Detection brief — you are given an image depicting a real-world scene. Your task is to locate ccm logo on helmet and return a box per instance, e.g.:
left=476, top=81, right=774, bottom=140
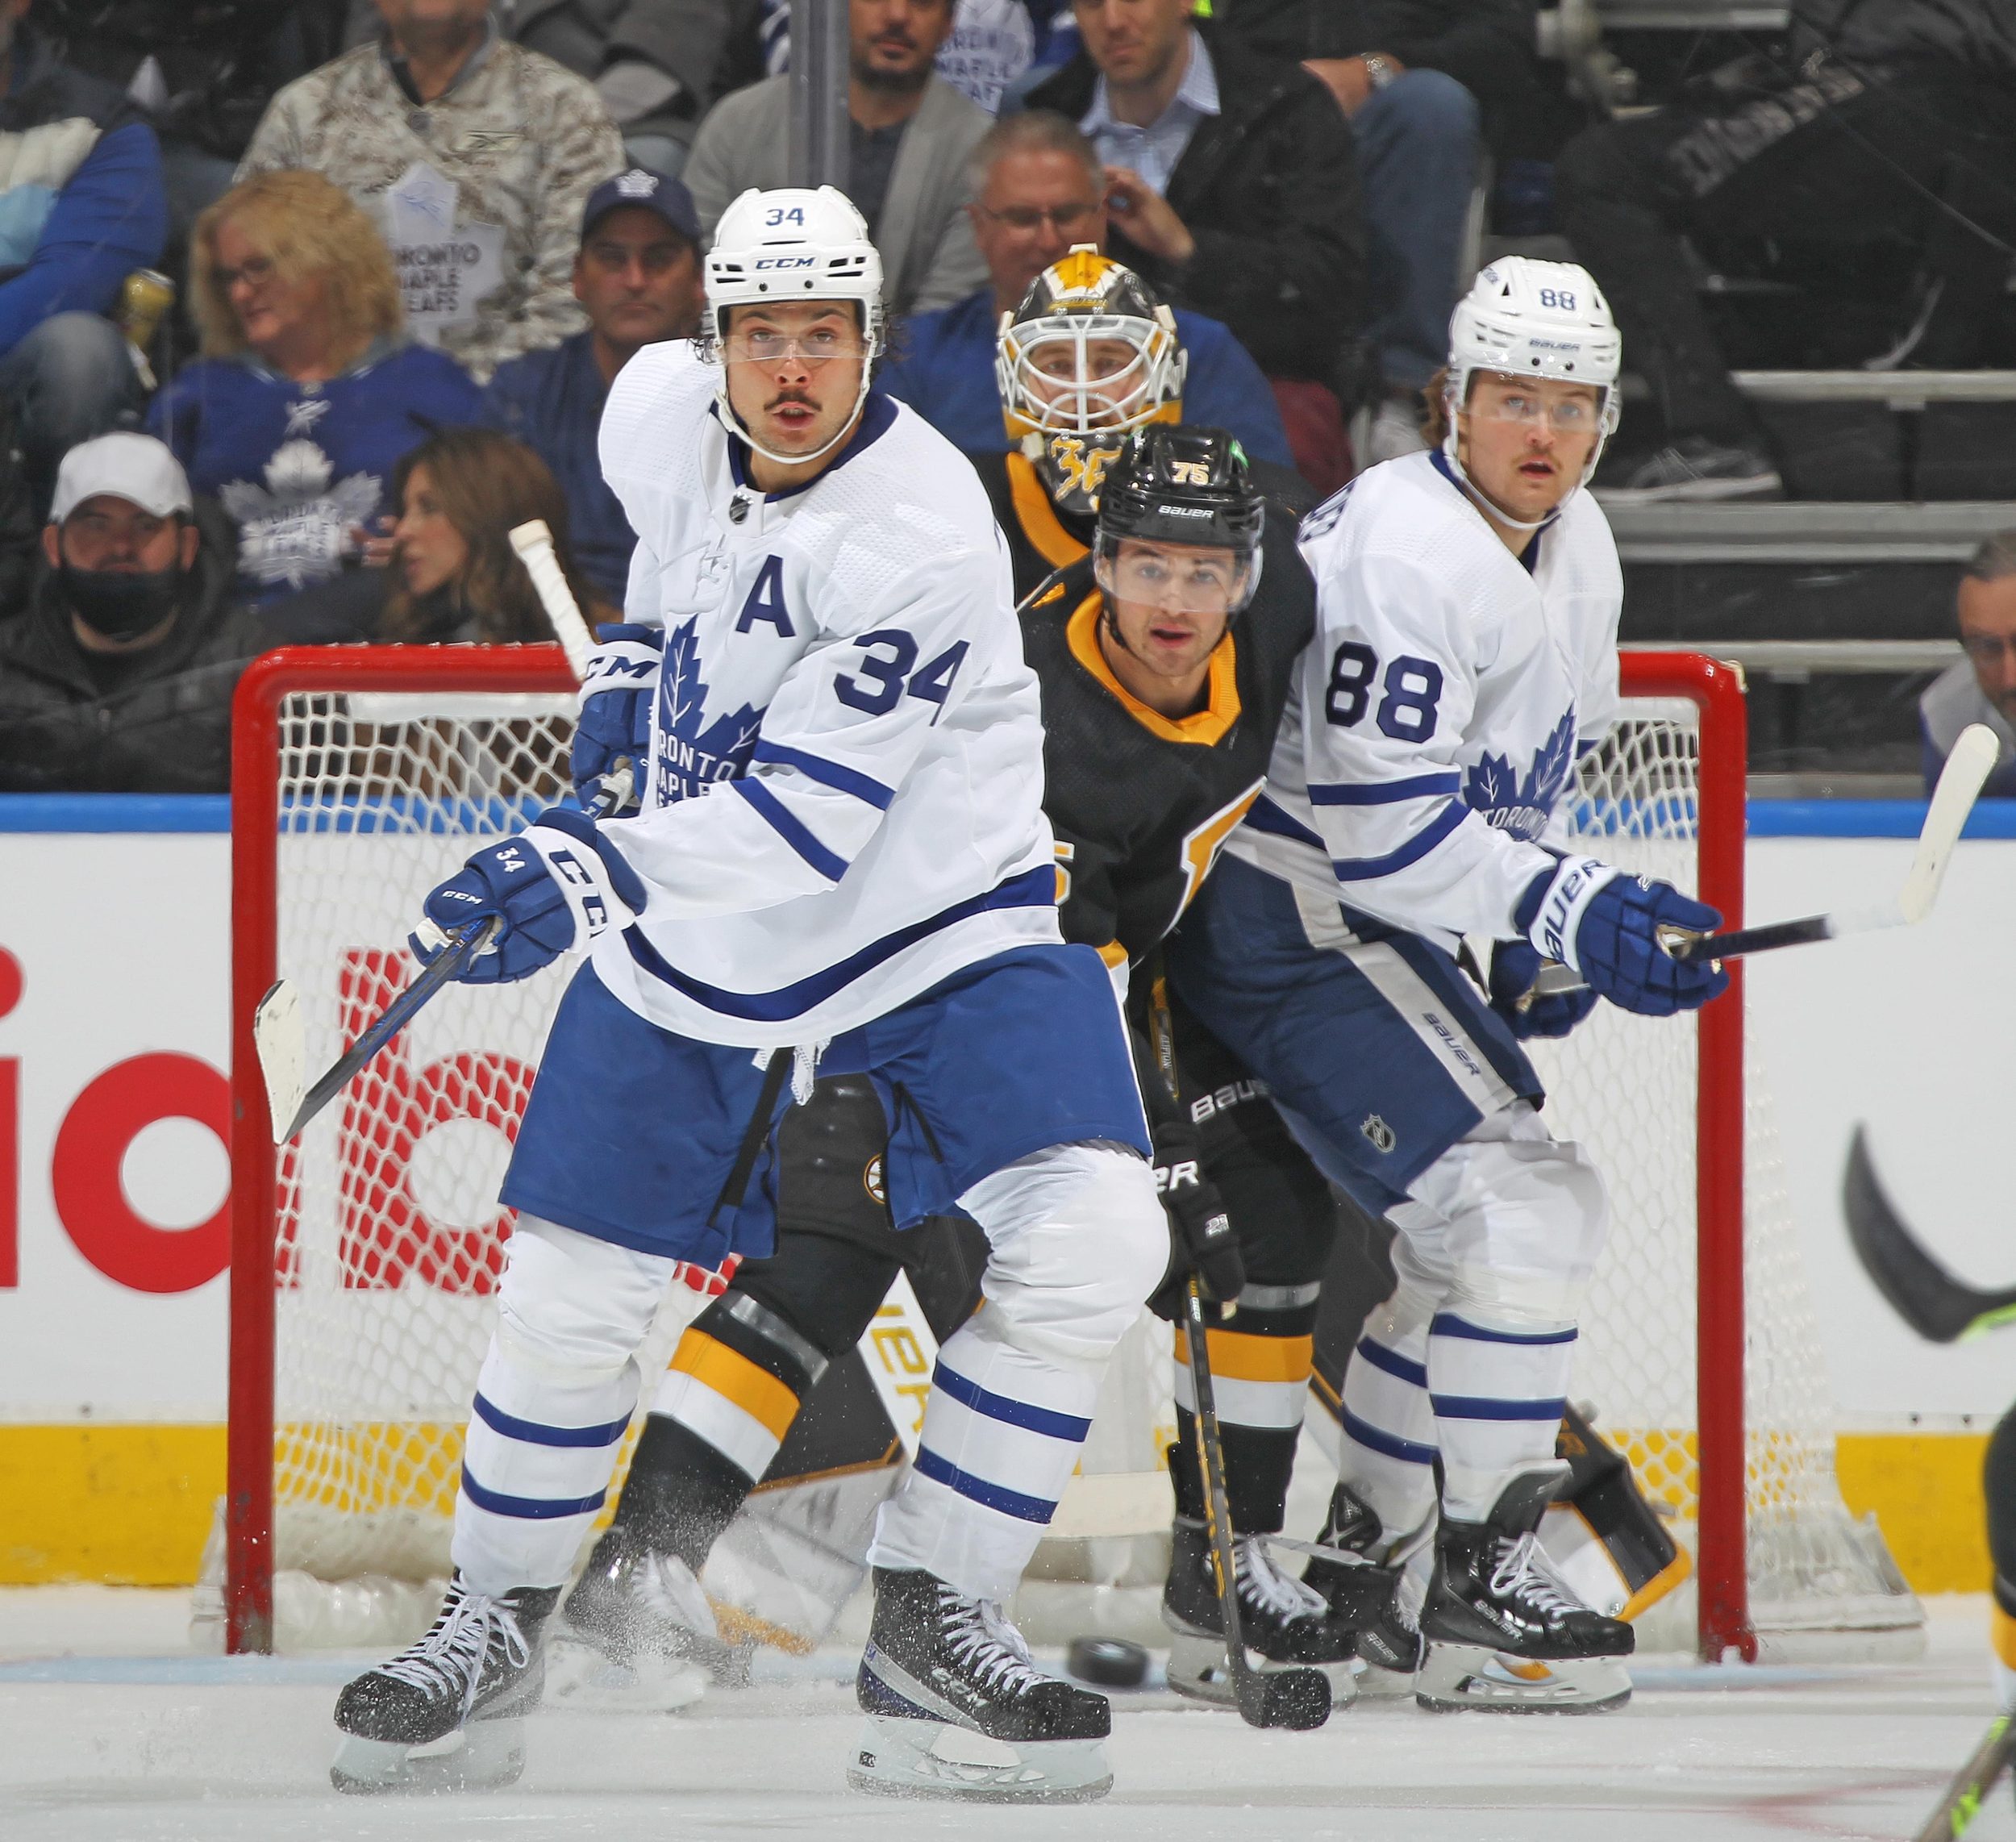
left=754, top=256, right=817, bottom=270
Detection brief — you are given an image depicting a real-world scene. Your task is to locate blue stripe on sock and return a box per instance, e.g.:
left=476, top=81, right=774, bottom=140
left=930, top=1363, right=1093, bottom=1442
left=1430, top=1313, right=1578, bottom=1347
left=459, top=1464, right=606, bottom=1520
left=1339, top=1406, right=1436, bottom=1467
left=1354, top=1337, right=1428, bottom=1389
left=1430, top=1394, right=1569, bottom=1422
left=471, top=1392, right=632, bottom=1449
left=912, top=1445, right=1058, bottom=1523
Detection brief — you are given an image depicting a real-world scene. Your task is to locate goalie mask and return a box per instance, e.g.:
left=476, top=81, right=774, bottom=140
left=1093, top=425, right=1264, bottom=654
left=998, top=247, right=1185, bottom=521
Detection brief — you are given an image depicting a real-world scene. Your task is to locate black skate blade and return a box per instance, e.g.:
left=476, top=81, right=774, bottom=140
left=1236, top=1664, right=1331, bottom=1731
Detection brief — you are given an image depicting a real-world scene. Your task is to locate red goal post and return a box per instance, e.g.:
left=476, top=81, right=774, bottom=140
left=223, top=645, right=1753, bottom=1660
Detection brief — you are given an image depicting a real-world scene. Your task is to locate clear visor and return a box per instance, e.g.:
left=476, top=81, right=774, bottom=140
left=1006, top=315, right=1164, bottom=434
left=1095, top=539, right=1256, bottom=616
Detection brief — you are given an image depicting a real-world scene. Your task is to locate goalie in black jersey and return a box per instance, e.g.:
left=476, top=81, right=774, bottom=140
left=551, top=423, right=1374, bottom=1739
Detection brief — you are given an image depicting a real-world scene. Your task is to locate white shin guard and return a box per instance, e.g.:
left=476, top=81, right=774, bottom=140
left=869, top=1140, right=1164, bottom=1602
left=452, top=1216, right=680, bottom=1595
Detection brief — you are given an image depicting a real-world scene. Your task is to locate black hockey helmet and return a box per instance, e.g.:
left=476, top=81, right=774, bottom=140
left=1093, top=424, right=1264, bottom=619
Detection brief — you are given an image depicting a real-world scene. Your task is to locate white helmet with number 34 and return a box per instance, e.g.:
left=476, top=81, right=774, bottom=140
left=703, top=185, right=885, bottom=465
left=1444, top=256, right=1622, bottom=507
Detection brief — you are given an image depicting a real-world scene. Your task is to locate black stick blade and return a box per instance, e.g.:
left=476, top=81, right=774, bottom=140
left=1843, top=1125, right=2016, bottom=1343
left=1239, top=1665, right=1331, bottom=1732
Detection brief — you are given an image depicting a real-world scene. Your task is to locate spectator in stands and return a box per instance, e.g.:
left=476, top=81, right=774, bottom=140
left=0, top=433, right=260, bottom=794
left=239, top=0, right=626, bottom=381
left=0, top=2, right=169, bottom=507
left=684, top=0, right=990, bottom=315
left=267, top=424, right=602, bottom=644
left=471, top=0, right=731, bottom=175
left=1023, top=0, right=1361, bottom=491
left=1557, top=0, right=2016, bottom=504
left=1272, top=3, right=1497, bottom=465
left=1922, top=531, right=2016, bottom=799
left=878, top=111, right=1291, bottom=468
left=482, top=167, right=702, bottom=605
left=0, top=394, right=45, bottom=619
left=148, top=169, right=483, bottom=607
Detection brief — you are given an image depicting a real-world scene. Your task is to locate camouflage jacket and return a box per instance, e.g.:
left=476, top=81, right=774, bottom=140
left=237, top=28, right=624, bottom=381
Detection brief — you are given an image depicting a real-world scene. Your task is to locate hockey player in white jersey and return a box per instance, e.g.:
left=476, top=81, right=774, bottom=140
left=328, top=187, right=1166, bottom=1801
left=1168, top=258, right=1730, bottom=1713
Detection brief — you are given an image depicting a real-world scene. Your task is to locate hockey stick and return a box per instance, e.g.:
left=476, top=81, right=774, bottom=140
left=256, top=918, right=499, bottom=1143
left=1841, top=1126, right=2016, bottom=1343
left=508, top=519, right=598, bottom=677
left=257, top=529, right=629, bottom=1144
left=1914, top=1715, right=2016, bottom=1841
left=1182, top=1277, right=1332, bottom=1731
left=1530, top=722, right=2000, bottom=998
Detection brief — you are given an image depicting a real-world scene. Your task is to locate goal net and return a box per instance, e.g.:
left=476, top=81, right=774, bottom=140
left=215, top=647, right=1920, bottom=1661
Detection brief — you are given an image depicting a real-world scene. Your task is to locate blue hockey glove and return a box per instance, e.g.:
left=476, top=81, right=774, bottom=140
left=410, top=807, right=648, bottom=985
left=573, top=623, right=660, bottom=815
left=1489, top=940, right=1598, bottom=1040
left=1517, top=856, right=1729, bottom=1019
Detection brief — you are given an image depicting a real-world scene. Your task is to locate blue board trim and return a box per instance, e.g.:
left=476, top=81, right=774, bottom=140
left=10, top=794, right=2016, bottom=840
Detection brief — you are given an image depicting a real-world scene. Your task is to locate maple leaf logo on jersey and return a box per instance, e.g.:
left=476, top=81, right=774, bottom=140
left=219, top=439, right=381, bottom=589
left=654, top=617, right=766, bottom=803
left=1462, top=708, right=1577, bottom=840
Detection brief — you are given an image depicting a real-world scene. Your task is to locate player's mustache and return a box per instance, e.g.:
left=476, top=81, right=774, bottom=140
left=766, top=392, right=818, bottom=411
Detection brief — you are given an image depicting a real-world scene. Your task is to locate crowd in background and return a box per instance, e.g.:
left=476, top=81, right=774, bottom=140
left=0, top=0, right=2009, bottom=794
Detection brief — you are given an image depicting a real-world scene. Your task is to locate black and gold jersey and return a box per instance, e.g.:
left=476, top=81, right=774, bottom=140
left=1017, top=506, right=1316, bottom=973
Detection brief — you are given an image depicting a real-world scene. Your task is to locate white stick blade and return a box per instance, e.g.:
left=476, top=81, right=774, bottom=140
left=1899, top=723, right=1998, bottom=924
left=253, top=979, right=306, bottom=1144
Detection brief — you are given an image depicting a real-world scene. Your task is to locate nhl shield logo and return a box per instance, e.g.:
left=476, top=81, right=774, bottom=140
left=1360, top=1114, right=1397, bottom=1154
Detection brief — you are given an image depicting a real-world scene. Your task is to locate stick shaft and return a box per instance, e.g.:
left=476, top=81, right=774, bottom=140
left=1916, top=1716, right=2015, bottom=1842
left=508, top=519, right=595, bottom=680
left=278, top=917, right=498, bottom=1140
left=1668, top=914, right=1835, bottom=963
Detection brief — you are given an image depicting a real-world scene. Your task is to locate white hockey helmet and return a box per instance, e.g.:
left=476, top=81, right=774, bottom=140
left=1443, top=256, right=1622, bottom=524
left=704, top=185, right=885, bottom=467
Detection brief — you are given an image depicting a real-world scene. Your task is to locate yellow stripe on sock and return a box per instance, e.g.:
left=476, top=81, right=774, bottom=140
left=668, top=1331, right=801, bottom=1443
left=1173, top=1327, right=1314, bottom=1384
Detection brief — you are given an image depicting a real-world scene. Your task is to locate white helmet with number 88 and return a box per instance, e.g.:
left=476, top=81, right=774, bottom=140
left=1443, top=256, right=1621, bottom=519
left=703, top=185, right=885, bottom=467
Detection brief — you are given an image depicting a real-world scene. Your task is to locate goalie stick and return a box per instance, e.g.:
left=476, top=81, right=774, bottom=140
left=1531, top=721, right=1999, bottom=998
left=1915, top=1715, right=2016, bottom=1842
left=1841, top=1125, right=2016, bottom=1343
left=1182, top=1277, right=1332, bottom=1732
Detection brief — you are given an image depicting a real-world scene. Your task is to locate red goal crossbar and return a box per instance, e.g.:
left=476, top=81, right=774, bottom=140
left=224, top=644, right=1751, bottom=1661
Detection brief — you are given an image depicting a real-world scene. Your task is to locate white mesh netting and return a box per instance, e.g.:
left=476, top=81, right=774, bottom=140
left=1532, top=701, right=1918, bottom=1653
left=207, top=682, right=1919, bottom=1657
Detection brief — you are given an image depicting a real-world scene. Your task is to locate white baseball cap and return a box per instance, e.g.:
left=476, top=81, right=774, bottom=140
left=50, top=432, right=194, bottom=524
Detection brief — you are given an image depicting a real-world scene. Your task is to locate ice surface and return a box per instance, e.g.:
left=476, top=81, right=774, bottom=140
left=0, top=1587, right=1997, bottom=1841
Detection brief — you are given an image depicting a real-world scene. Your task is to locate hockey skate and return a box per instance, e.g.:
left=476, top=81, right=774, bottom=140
left=330, top=1576, right=559, bottom=1793
left=849, top=1566, right=1113, bottom=1803
left=1161, top=1515, right=1360, bottom=1710
left=1414, top=1468, right=1634, bottom=1714
left=1300, top=1483, right=1427, bottom=1696
left=548, top=1527, right=752, bottom=1710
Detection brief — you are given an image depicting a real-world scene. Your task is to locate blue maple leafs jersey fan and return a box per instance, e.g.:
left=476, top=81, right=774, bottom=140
left=1229, top=450, right=1623, bottom=952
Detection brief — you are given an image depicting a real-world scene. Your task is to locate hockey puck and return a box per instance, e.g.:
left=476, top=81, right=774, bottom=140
left=1066, top=1636, right=1150, bottom=1688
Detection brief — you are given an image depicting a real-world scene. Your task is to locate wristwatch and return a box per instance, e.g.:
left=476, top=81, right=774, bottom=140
left=1360, top=52, right=1397, bottom=90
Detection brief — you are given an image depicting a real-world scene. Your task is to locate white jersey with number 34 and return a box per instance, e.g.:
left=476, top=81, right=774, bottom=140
left=1226, top=449, right=1624, bottom=952
left=583, top=340, right=1057, bottom=1047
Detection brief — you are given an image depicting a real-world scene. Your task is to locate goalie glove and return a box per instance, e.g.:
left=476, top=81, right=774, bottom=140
left=1516, top=857, right=1728, bottom=1019
left=411, top=807, right=647, bottom=984
left=1148, top=1123, right=1244, bottom=1323
left=573, top=623, right=661, bottom=815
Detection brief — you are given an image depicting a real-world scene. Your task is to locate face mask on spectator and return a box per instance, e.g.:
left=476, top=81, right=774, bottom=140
left=61, top=560, right=187, bottom=642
